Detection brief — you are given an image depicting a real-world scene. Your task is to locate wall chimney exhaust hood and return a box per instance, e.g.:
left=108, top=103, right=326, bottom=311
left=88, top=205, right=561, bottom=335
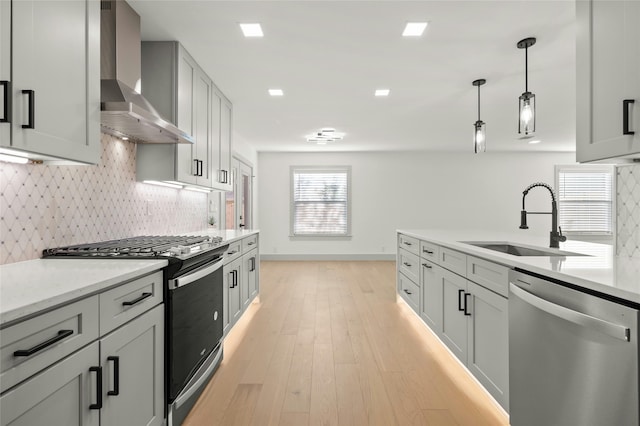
left=100, top=0, right=193, bottom=144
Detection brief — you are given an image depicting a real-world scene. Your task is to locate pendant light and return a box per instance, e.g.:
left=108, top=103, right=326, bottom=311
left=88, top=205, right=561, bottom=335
left=517, top=37, right=536, bottom=135
left=472, top=79, right=486, bottom=153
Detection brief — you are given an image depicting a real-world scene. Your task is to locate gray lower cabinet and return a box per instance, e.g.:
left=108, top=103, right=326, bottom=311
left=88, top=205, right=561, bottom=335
left=466, top=281, right=509, bottom=409
left=0, top=342, right=100, bottom=426
left=223, top=257, right=242, bottom=335
left=99, top=305, right=164, bottom=426
left=420, top=260, right=442, bottom=333
left=440, top=267, right=469, bottom=363
left=241, top=249, right=258, bottom=310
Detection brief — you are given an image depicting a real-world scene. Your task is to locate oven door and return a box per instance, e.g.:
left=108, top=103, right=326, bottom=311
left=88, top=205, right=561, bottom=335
left=167, top=258, right=224, bottom=402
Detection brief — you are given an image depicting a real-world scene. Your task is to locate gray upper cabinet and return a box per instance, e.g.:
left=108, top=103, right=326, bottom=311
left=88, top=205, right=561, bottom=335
left=1, top=0, right=100, bottom=164
left=576, top=0, right=640, bottom=162
left=1, top=1, right=9, bottom=145
left=139, top=41, right=231, bottom=190
left=211, top=90, right=233, bottom=190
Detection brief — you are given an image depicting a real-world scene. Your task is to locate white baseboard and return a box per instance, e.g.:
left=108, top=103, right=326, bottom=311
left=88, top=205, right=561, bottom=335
left=259, top=253, right=396, bottom=261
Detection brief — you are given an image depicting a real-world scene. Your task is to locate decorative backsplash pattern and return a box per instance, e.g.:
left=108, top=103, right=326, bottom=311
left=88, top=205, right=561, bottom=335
left=0, top=133, right=207, bottom=265
left=617, top=164, right=640, bottom=257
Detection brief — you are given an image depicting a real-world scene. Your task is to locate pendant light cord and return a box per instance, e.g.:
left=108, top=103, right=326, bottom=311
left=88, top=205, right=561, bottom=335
left=477, top=84, right=481, bottom=121
left=525, top=47, right=528, bottom=92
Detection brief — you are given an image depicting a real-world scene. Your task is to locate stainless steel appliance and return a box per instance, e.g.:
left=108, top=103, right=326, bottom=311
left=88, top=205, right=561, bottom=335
left=43, top=235, right=228, bottom=426
left=509, top=270, right=639, bottom=426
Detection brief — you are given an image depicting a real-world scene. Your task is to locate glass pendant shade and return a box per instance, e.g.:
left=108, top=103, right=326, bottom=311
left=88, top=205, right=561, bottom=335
left=519, top=91, right=535, bottom=135
left=474, top=120, right=486, bottom=153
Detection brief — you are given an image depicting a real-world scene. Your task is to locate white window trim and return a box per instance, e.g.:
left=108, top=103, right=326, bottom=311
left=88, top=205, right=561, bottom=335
left=290, top=165, right=352, bottom=238
left=554, top=164, right=615, bottom=238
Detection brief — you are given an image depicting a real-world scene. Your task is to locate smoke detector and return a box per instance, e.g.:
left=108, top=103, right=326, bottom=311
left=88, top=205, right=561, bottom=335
left=306, top=128, right=345, bottom=144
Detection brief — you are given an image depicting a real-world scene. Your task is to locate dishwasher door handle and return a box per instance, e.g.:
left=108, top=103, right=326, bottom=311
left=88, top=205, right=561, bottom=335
left=509, top=283, right=631, bottom=342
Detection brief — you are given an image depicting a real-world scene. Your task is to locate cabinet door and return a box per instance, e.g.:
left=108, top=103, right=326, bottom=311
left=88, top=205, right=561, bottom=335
left=576, top=0, right=640, bottom=162
left=8, top=0, right=99, bottom=164
left=228, top=260, right=242, bottom=326
left=220, top=98, right=232, bottom=185
left=0, top=0, right=9, bottom=145
left=440, top=268, right=468, bottom=363
left=466, top=281, right=509, bottom=410
left=241, top=253, right=251, bottom=310
left=222, top=262, right=231, bottom=336
left=0, top=342, right=99, bottom=426
left=176, top=47, right=197, bottom=184
left=420, top=261, right=443, bottom=334
left=194, top=70, right=212, bottom=187
left=248, top=250, right=259, bottom=300
left=100, top=305, right=164, bottom=426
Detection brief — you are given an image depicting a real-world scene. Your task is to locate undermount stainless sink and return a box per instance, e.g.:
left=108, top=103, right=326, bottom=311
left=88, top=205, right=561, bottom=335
left=461, top=242, right=588, bottom=257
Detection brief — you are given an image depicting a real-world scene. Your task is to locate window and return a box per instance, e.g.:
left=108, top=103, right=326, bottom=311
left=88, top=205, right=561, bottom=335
left=290, top=166, right=351, bottom=236
left=555, top=165, right=614, bottom=235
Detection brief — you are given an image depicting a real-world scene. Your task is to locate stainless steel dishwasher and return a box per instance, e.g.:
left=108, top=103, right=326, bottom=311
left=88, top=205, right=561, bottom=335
left=509, top=270, right=639, bottom=426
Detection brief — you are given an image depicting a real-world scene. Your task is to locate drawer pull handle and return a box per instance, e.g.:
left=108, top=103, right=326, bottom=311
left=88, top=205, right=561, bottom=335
left=13, top=329, right=74, bottom=357
left=107, top=356, right=120, bottom=396
left=403, top=289, right=412, bottom=295
left=623, top=99, right=635, bottom=135
left=403, top=241, right=412, bottom=246
left=228, top=250, right=238, bottom=255
left=422, top=263, right=432, bottom=269
left=122, top=292, right=152, bottom=306
left=247, top=241, right=255, bottom=246
left=423, top=249, right=434, bottom=254
left=89, top=366, right=103, bottom=409
left=403, top=262, right=412, bottom=267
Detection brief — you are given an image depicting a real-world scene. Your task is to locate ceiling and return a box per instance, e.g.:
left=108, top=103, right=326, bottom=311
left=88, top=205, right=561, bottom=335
left=128, top=0, right=576, bottom=153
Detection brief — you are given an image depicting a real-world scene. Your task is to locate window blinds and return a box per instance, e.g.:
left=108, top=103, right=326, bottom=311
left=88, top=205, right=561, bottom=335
left=557, top=168, right=613, bottom=234
left=292, top=168, right=350, bottom=236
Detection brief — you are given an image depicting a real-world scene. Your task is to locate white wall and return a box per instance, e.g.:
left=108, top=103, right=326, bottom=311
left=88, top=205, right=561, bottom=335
left=258, top=151, right=577, bottom=259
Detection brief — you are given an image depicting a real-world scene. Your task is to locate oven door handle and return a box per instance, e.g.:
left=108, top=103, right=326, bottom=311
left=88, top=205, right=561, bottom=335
left=170, top=258, right=224, bottom=289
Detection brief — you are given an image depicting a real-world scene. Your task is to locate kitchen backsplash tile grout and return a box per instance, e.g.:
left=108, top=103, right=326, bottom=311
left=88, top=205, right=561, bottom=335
left=617, top=164, right=640, bottom=257
left=0, top=133, right=207, bottom=265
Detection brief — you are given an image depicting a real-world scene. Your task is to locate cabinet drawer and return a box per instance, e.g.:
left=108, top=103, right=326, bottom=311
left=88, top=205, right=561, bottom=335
left=398, top=249, right=420, bottom=283
left=224, top=240, right=243, bottom=264
left=439, top=247, right=467, bottom=277
left=99, top=271, right=163, bottom=335
left=398, top=234, right=419, bottom=255
left=398, top=273, right=420, bottom=312
left=0, top=296, right=99, bottom=393
left=242, top=234, right=259, bottom=252
left=467, top=256, right=510, bottom=298
left=420, top=241, right=440, bottom=263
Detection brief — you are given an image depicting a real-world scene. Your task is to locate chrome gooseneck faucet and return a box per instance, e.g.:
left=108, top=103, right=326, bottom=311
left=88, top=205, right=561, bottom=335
left=519, top=182, right=566, bottom=248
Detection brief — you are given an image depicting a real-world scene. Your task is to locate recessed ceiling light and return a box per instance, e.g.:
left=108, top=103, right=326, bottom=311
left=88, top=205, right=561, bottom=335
left=240, top=23, right=263, bottom=37
left=306, top=128, right=345, bottom=143
left=529, top=139, right=541, bottom=144
left=268, top=89, right=284, bottom=96
left=402, top=22, right=428, bottom=37
left=375, top=89, right=390, bottom=97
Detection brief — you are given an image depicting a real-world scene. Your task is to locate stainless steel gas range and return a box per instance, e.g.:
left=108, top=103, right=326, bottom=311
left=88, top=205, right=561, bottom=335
left=43, top=235, right=229, bottom=426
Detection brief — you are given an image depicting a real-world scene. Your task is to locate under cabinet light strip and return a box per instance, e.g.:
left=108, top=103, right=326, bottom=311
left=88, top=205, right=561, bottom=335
left=143, top=180, right=183, bottom=189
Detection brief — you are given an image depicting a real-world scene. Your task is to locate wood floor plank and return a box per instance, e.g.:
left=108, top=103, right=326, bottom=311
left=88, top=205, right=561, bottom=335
left=186, top=261, right=508, bottom=426
left=309, top=342, right=339, bottom=426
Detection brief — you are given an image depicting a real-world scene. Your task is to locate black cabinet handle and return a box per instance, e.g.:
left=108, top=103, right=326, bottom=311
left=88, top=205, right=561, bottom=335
left=199, top=160, right=204, bottom=176
left=403, top=262, right=412, bottom=267
left=224, top=170, right=229, bottom=183
left=122, top=292, right=152, bottom=306
left=21, top=89, right=34, bottom=129
left=423, top=249, right=433, bottom=254
left=234, top=270, right=239, bottom=287
left=458, top=289, right=465, bottom=312
left=623, top=99, right=635, bottom=135
left=229, top=270, right=236, bottom=288
left=228, top=250, right=238, bottom=255
left=1, top=80, right=10, bottom=123
left=403, top=289, right=412, bottom=295
left=421, top=263, right=432, bottom=269
left=13, top=329, right=74, bottom=357
left=250, top=257, right=256, bottom=272
left=89, top=366, right=103, bottom=409
left=194, top=159, right=200, bottom=177
left=403, top=241, right=412, bottom=246
left=464, top=293, right=471, bottom=316
left=247, top=241, right=255, bottom=246
left=107, top=356, right=120, bottom=396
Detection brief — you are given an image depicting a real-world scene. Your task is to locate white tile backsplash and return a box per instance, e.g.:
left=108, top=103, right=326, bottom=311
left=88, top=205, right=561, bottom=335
left=0, top=134, right=207, bottom=264
left=617, top=164, right=640, bottom=257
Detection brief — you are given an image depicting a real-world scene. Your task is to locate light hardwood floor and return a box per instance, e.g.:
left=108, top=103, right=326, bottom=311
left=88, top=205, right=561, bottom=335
left=184, top=261, right=509, bottom=426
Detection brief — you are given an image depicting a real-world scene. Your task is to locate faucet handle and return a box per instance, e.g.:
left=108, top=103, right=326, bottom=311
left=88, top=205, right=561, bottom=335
left=558, top=226, right=567, bottom=242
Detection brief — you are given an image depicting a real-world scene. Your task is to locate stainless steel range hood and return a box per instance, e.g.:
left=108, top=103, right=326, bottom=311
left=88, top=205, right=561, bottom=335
left=100, top=0, right=193, bottom=144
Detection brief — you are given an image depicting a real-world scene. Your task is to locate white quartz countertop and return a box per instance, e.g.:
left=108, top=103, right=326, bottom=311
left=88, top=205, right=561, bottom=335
left=399, top=229, right=640, bottom=305
left=186, top=228, right=259, bottom=245
left=0, top=258, right=167, bottom=326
